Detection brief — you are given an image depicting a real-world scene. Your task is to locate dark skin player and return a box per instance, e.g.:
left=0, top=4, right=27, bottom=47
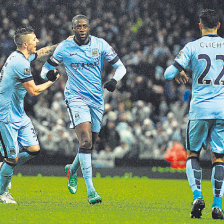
left=72, top=17, right=98, bottom=152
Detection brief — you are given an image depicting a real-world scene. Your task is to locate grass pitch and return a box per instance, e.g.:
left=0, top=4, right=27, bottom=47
left=0, top=175, right=221, bottom=224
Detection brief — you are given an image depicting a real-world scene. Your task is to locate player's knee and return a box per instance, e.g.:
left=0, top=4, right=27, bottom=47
left=80, top=139, right=92, bottom=149
left=212, top=152, right=224, bottom=163
left=26, top=145, right=40, bottom=152
left=25, top=145, right=41, bottom=156
left=4, top=156, right=19, bottom=166
left=187, top=150, right=200, bottom=158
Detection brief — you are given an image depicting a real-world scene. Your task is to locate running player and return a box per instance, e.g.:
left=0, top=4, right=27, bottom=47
left=41, top=15, right=126, bottom=204
left=0, top=26, right=60, bottom=204
left=164, top=9, right=224, bottom=219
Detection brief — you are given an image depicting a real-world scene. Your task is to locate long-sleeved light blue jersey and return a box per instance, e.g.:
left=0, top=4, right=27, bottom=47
left=174, top=34, right=224, bottom=120
left=48, top=35, right=119, bottom=108
left=0, top=51, right=36, bottom=123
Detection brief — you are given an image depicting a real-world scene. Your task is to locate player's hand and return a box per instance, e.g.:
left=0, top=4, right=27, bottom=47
left=46, top=69, right=60, bottom=82
left=175, top=71, right=189, bottom=84
left=104, top=78, right=117, bottom=92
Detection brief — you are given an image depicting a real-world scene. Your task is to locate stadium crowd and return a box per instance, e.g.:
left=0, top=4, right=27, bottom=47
left=0, top=0, right=222, bottom=166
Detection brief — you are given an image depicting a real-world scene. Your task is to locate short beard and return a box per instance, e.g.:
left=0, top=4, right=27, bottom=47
left=74, top=34, right=89, bottom=45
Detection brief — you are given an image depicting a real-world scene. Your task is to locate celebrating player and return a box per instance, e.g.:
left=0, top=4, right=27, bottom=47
left=164, top=9, right=224, bottom=219
left=0, top=26, right=60, bottom=204
left=41, top=15, right=126, bottom=204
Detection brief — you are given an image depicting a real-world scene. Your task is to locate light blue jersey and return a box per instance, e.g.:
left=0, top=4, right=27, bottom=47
left=0, top=51, right=38, bottom=158
left=0, top=51, right=36, bottom=123
left=174, top=34, right=224, bottom=120
left=50, top=35, right=118, bottom=108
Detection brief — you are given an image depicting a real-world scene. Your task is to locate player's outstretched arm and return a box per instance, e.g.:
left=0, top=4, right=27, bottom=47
left=104, top=59, right=126, bottom=92
left=23, top=70, right=60, bottom=96
left=36, top=36, right=74, bottom=63
left=36, top=44, right=58, bottom=63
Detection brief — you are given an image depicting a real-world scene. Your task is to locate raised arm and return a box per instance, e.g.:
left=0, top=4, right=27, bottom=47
left=35, top=36, right=74, bottom=63
left=35, top=44, right=58, bottom=63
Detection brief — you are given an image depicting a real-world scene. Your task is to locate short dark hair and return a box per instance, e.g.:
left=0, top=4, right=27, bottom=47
left=72, top=15, right=89, bottom=26
left=14, top=26, right=34, bottom=48
left=199, top=9, right=219, bottom=29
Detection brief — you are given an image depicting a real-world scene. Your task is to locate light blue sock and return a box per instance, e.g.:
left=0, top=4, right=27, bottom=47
left=211, top=162, right=224, bottom=209
left=0, top=162, right=14, bottom=194
left=186, top=157, right=203, bottom=200
left=79, top=148, right=95, bottom=195
left=69, top=148, right=80, bottom=175
left=16, top=151, right=36, bottom=167
left=69, top=154, right=80, bottom=175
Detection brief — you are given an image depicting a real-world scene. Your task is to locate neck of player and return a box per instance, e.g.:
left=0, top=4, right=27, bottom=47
left=74, top=36, right=89, bottom=46
left=202, top=29, right=218, bottom=36
left=17, top=48, right=31, bottom=59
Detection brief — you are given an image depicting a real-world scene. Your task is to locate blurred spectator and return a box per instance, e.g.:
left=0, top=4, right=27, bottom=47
left=92, top=145, right=114, bottom=168
left=164, top=140, right=187, bottom=169
left=99, top=121, right=120, bottom=151
left=113, top=142, right=130, bottom=159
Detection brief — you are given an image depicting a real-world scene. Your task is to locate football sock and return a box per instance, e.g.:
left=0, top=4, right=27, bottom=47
left=0, top=162, right=14, bottom=194
left=70, top=148, right=80, bottom=175
left=211, top=162, right=224, bottom=209
left=186, top=157, right=203, bottom=200
left=16, top=149, right=40, bottom=167
left=79, top=147, right=95, bottom=195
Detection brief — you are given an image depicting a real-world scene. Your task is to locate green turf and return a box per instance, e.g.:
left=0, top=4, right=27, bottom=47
left=0, top=175, right=222, bottom=224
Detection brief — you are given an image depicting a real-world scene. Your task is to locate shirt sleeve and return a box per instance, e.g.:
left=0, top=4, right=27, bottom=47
left=51, top=42, right=65, bottom=64
left=174, top=43, right=192, bottom=71
left=101, top=39, right=119, bottom=65
left=164, top=65, right=180, bottom=80
left=15, top=60, right=33, bottom=83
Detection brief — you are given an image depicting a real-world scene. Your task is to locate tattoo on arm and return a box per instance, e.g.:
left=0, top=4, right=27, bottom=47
left=36, top=44, right=58, bottom=63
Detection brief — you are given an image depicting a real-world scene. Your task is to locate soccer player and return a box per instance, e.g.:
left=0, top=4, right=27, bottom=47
left=41, top=15, right=126, bottom=204
left=164, top=9, right=224, bottom=219
left=0, top=27, right=60, bottom=204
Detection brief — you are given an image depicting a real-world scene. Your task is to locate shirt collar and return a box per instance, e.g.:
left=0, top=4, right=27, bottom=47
left=73, top=35, right=91, bottom=46
left=204, top=34, right=219, bottom=37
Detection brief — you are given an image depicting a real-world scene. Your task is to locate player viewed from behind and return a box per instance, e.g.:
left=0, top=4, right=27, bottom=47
left=41, top=15, right=126, bottom=204
left=0, top=27, right=60, bottom=204
left=164, top=9, right=224, bottom=219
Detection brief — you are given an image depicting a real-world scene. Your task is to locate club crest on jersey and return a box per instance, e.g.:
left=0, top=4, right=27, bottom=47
left=24, top=68, right=31, bottom=75
left=176, top=51, right=183, bottom=59
left=75, top=113, right=80, bottom=121
left=92, top=48, right=99, bottom=58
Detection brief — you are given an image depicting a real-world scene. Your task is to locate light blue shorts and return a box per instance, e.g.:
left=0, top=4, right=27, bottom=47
left=66, top=99, right=104, bottom=133
left=186, top=119, right=224, bottom=154
left=0, top=118, right=39, bottom=159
